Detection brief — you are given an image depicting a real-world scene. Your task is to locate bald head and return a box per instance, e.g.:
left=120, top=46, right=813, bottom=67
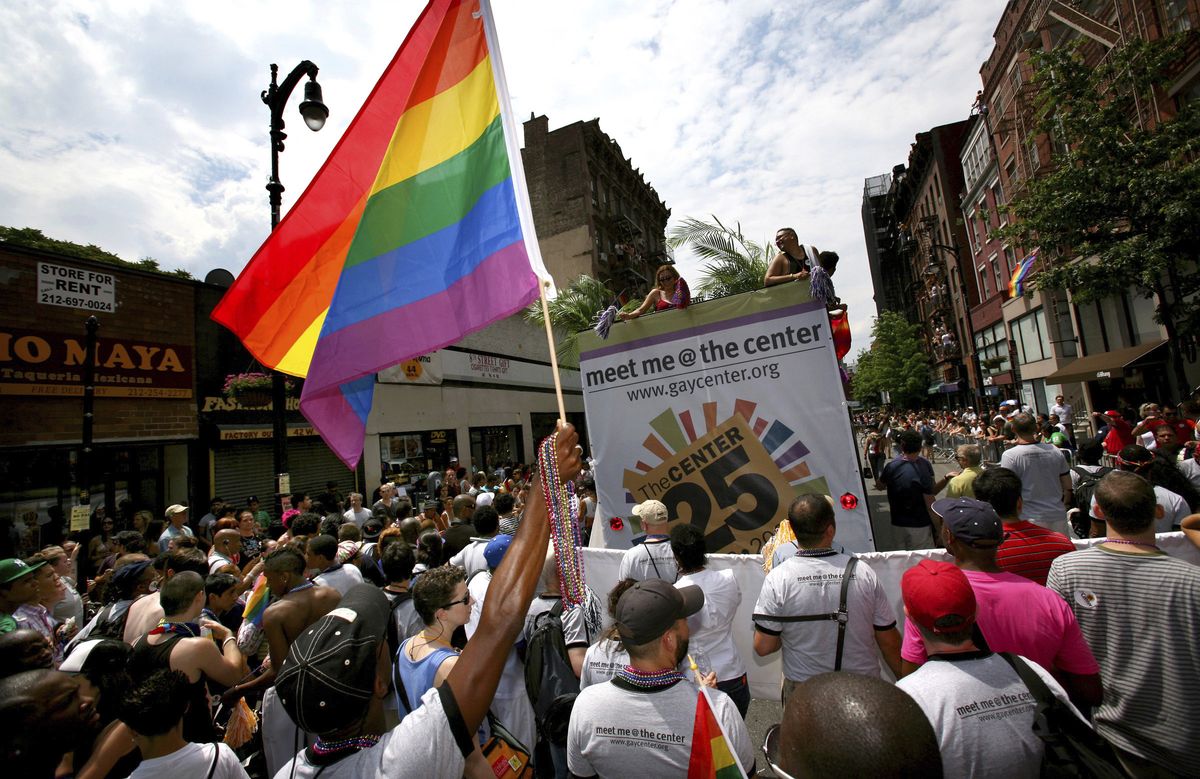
left=452, top=494, right=476, bottom=521
left=0, top=629, right=53, bottom=676
left=778, top=673, right=941, bottom=778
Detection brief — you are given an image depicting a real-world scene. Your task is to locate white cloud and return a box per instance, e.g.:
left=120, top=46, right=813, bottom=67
left=1, top=0, right=1007, bottom=343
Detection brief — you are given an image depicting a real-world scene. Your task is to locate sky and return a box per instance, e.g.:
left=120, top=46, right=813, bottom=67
left=0, top=0, right=1009, bottom=347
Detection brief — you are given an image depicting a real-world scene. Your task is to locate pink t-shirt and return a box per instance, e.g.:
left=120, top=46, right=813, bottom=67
left=901, top=569, right=1099, bottom=675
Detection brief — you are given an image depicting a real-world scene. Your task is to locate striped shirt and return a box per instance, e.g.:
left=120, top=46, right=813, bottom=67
left=1047, top=546, right=1200, bottom=771
left=995, top=521, right=1076, bottom=585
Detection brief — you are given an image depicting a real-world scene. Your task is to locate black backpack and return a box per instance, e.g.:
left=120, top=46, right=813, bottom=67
left=523, top=600, right=579, bottom=746
left=90, top=601, right=132, bottom=641
left=999, top=653, right=1127, bottom=778
left=1069, top=466, right=1112, bottom=538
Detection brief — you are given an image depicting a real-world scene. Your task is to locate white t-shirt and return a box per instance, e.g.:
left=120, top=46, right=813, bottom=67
left=524, top=596, right=593, bottom=649
left=999, top=443, right=1069, bottom=527
left=580, top=638, right=629, bottom=690
left=208, top=552, right=235, bottom=575
left=274, top=686, right=470, bottom=778
left=448, top=538, right=491, bottom=579
left=1090, top=484, right=1190, bottom=531
left=897, top=652, right=1085, bottom=779
left=314, top=564, right=364, bottom=597
left=343, top=507, right=372, bottom=527
left=567, top=680, right=752, bottom=777
left=675, top=568, right=745, bottom=681
left=130, top=742, right=247, bottom=779
left=617, top=537, right=677, bottom=583
left=1179, top=458, right=1200, bottom=493
left=752, top=552, right=896, bottom=682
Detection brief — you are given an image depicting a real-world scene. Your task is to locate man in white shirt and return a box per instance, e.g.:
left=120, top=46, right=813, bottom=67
left=306, top=534, right=363, bottom=596
left=157, top=504, right=194, bottom=549
left=342, top=492, right=372, bottom=528
left=616, top=500, right=677, bottom=582
left=753, top=495, right=902, bottom=703
left=1050, top=394, right=1074, bottom=427
left=448, top=506, right=499, bottom=579
left=999, top=413, right=1072, bottom=535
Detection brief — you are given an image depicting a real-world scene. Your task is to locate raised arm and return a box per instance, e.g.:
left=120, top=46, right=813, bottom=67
left=448, top=422, right=582, bottom=732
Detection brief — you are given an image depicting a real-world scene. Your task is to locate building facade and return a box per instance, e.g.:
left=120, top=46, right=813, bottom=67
left=522, top=114, right=672, bottom=294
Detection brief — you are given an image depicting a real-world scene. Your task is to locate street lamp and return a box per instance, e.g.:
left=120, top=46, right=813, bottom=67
left=262, top=60, right=329, bottom=518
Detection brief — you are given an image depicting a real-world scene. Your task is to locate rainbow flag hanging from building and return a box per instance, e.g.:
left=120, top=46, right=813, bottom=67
left=1007, top=252, right=1037, bottom=298
left=212, top=0, right=551, bottom=467
left=688, top=686, right=748, bottom=779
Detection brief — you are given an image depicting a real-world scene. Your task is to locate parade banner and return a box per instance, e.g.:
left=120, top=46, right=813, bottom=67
left=578, top=284, right=874, bottom=553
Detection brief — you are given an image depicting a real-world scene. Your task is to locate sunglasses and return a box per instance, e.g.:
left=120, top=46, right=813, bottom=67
left=439, top=593, right=470, bottom=610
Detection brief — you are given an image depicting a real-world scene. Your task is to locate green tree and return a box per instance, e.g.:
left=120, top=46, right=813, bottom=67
left=667, top=216, right=770, bottom=299
left=851, top=311, right=929, bottom=407
left=524, top=274, right=624, bottom=368
left=0, top=226, right=194, bottom=278
left=996, top=36, right=1200, bottom=392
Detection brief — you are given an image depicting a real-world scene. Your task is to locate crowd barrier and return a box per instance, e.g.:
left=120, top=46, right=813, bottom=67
left=581, top=534, right=1199, bottom=701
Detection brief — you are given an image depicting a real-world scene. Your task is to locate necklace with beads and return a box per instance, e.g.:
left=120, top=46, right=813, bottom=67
left=616, top=665, right=685, bottom=689
left=1102, top=538, right=1161, bottom=552
left=795, top=547, right=836, bottom=557
left=538, top=433, right=587, bottom=607
left=311, top=734, right=381, bottom=758
left=148, top=619, right=198, bottom=638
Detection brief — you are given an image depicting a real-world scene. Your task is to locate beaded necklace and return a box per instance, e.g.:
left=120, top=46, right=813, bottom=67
left=288, top=580, right=316, bottom=594
left=539, top=432, right=587, bottom=607
left=615, top=665, right=685, bottom=689
left=795, top=547, right=836, bottom=557
left=311, top=734, right=381, bottom=757
left=1102, top=538, right=1161, bottom=551
left=148, top=619, right=199, bottom=638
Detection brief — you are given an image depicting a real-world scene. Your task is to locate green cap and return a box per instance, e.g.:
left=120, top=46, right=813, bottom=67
left=0, top=557, right=44, bottom=585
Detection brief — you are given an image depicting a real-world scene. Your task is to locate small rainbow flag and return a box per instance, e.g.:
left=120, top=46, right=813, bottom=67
left=212, top=0, right=550, bottom=466
left=1008, top=252, right=1037, bottom=298
left=688, top=686, right=747, bottom=779
left=241, top=574, right=269, bottom=628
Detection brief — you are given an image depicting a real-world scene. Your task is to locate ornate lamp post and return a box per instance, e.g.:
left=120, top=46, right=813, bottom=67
left=262, top=61, right=328, bottom=517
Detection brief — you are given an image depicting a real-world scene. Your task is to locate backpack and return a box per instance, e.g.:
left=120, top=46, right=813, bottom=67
left=523, top=600, right=579, bottom=746
left=998, top=653, right=1126, bottom=778
left=90, top=600, right=132, bottom=641
left=1069, top=466, right=1112, bottom=538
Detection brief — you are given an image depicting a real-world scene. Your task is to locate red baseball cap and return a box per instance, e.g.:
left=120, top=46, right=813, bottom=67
left=902, top=560, right=976, bottom=634
left=1103, top=410, right=1122, bottom=418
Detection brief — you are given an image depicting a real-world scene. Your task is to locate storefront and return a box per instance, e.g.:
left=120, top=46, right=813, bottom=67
left=0, top=245, right=197, bottom=545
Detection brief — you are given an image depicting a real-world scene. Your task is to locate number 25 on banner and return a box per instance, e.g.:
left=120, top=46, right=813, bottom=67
left=623, top=414, right=799, bottom=554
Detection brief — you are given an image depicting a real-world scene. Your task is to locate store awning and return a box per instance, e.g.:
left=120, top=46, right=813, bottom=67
left=1045, top=340, right=1167, bottom=384
left=927, top=381, right=960, bottom=395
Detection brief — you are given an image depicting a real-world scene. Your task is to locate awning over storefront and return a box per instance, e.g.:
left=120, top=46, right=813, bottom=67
left=927, top=382, right=961, bottom=395
left=1045, top=340, right=1167, bottom=384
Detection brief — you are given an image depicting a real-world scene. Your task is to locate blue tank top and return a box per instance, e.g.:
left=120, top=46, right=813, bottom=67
left=396, top=636, right=458, bottom=711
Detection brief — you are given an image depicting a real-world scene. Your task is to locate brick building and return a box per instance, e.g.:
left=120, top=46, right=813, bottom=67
left=975, top=0, right=1200, bottom=418
left=0, top=243, right=198, bottom=544
left=522, top=114, right=671, bottom=294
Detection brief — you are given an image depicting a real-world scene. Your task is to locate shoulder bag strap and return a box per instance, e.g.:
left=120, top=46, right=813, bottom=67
left=833, top=557, right=858, bottom=672
left=205, top=744, right=221, bottom=779
left=391, top=643, right=414, bottom=716
left=645, top=542, right=662, bottom=579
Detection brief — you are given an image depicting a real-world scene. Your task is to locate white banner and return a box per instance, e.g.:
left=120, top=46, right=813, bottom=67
left=582, top=533, right=1200, bottom=701
left=377, top=352, right=443, bottom=385
left=577, top=285, right=872, bottom=554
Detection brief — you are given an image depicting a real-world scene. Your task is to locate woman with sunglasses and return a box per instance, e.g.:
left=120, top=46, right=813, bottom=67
left=618, top=264, right=690, bottom=321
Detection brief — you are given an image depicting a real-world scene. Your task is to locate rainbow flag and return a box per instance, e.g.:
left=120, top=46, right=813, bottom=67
left=688, top=686, right=747, bottom=779
left=1007, top=252, right=1037, bottom=298
left=241, top=574, right=269, bottom=628
left=212, top=0, right=550, bottom=466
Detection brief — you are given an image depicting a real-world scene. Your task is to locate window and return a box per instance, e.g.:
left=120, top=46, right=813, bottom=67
left=978, top=264, right=991, bottom=299
left=990, top=254, right=1003, bottom=294
left=975, top=322, right=1009, bottom=374
left=1004, top=246, right=1017, bottom=275
left=1050, top=295, right=1078, bottom=358
left=1011, top=309, right=1051, bottom=364
left=1161, top=0, right=1194, bottom=33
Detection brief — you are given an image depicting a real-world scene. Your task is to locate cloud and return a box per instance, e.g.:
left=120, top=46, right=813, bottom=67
left=0, top=0, right=1007, bottom=344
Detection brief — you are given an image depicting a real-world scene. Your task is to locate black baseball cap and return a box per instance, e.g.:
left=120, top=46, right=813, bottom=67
left=615, top=579, right=703, bottom=645
left=933, top=498, right=1003, bottom=547
left=275, top=585, right=389, bottom=735
left=361, top=518, right=383, bottom=540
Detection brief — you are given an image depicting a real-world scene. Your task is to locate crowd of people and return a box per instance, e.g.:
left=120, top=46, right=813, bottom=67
left=1, top=404, right=1198, bottom=778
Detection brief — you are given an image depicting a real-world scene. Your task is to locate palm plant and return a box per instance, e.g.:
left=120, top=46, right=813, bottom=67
left=524, top=274, right=623, bottom=368
left=667, top=216, right=771, bottom=299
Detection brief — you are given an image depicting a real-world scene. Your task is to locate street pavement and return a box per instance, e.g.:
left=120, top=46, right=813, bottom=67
left=745, top=452, right=959, bottom=775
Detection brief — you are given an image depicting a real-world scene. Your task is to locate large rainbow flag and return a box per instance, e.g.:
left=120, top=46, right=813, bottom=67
left=1007, top=251, right=1037, bottom=298
left=212, top=0, right=550, bottom=466
left=688, top=686, right=748, bottom=779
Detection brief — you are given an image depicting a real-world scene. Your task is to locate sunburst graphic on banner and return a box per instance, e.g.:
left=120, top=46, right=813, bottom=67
left=621, top=398, right=829, bottom=504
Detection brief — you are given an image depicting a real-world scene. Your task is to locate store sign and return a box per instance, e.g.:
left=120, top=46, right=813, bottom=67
left=218, top=426, right=316, bottom=440
left=377, top=352, right=443, bottom=385
left=201, top=396, right=300, bottom=412
left=37, top=262, right=116, bottom=313
left=430, top=430, right=449, bottom=444
left=0, top=327, right=192, bottom=398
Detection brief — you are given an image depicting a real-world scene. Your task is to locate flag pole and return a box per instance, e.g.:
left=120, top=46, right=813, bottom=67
left=481, top=0, right=567, bottom=423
